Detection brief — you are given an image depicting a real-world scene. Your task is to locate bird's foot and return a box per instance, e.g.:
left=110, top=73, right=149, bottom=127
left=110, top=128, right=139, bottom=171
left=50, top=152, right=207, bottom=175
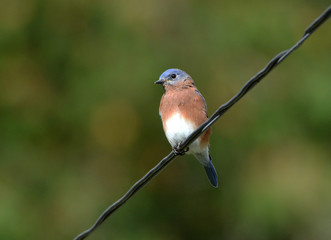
left=173, top=145, right=189, bottom=156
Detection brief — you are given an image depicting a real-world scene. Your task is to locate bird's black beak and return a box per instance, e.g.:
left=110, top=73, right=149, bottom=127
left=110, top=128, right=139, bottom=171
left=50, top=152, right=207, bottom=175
left=154, top=79, right=164, bottom=84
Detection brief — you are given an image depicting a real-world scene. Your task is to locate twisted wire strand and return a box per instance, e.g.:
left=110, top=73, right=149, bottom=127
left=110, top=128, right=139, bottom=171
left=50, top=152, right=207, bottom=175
left=74, top=6, right=330, bottom=240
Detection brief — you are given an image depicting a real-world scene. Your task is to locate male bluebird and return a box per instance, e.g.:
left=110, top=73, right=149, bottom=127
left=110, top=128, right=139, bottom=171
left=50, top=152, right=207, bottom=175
left=155, top=68, right=218, bottom=187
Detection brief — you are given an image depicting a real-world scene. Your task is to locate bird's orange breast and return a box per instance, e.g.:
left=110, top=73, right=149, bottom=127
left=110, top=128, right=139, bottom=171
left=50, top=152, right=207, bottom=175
left=159, top=84, right=211, bottom=147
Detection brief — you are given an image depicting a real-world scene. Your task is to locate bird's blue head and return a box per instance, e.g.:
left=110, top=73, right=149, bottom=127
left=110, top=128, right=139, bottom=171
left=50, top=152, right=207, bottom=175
left=154, top=68, right=191, bottom=86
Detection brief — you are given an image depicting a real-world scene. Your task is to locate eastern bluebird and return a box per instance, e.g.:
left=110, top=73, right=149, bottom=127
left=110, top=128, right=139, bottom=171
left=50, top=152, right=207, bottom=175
left=155, top=68, right=218, bottom=187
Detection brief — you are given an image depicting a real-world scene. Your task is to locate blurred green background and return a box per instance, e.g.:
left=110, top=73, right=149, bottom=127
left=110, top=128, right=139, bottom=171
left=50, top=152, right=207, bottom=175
left=0, top=0, right=330, bottom=239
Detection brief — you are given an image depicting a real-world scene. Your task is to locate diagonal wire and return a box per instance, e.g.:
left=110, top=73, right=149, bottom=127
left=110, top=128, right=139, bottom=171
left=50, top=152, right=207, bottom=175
left=74, top=6, right=330, bottom=240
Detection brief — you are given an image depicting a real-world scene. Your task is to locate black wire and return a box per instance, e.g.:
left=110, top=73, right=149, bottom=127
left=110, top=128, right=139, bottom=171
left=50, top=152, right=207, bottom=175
left=74, top=152, right=176, bottom=240
left=74, top=6, right=330, bottom=240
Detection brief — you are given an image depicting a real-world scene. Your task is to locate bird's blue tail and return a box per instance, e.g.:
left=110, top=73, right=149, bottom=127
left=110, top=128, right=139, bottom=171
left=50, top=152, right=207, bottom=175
left=204, top=160, right=218, bottom=188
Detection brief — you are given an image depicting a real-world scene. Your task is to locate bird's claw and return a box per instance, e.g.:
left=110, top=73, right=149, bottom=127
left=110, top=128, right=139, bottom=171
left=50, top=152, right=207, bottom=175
left=173, top=145, right=189, bottom=156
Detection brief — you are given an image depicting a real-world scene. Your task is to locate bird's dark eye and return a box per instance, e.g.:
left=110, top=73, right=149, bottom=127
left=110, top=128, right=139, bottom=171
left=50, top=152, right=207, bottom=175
left=170, top=74, right=176, bottom=79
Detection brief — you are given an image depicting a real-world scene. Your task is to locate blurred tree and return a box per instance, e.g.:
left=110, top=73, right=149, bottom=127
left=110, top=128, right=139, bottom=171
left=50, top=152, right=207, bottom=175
left=0, top=1, right=330, bottom=239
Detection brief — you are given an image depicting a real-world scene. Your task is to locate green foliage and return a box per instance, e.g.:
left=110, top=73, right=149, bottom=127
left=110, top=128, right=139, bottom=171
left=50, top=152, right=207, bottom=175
left=0, top=1, right=330, bottom=239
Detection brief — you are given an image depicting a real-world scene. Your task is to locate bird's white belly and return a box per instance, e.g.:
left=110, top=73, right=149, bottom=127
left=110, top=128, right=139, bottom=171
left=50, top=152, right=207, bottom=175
left=164, top=112, right=200, bottom=153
